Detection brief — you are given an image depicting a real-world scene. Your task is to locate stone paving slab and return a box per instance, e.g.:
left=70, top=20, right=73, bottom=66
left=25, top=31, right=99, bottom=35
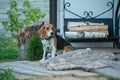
left=14, top=73, right=107, bottom=80
left=93, top=67, right=120, bottom=79
left=0, top=61, right=100, bottom=80
left=13, top=73, right=33, bottom=80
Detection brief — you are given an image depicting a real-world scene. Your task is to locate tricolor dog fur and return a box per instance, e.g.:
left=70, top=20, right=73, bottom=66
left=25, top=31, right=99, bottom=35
left=38, top=23, right=74, bottom=60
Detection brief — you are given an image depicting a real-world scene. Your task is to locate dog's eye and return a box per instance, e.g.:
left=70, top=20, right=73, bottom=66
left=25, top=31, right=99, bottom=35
left=43, top=26, right=45, bottom=29
left=52, top=28, right=54, bottom=30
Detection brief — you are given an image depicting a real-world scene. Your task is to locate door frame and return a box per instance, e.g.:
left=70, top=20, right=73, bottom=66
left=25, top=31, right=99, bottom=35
left=50, top=0, right=57, bottom=29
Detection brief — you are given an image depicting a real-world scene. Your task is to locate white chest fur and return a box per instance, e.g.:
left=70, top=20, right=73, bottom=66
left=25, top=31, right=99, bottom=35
left=42, top=38, right=54, bottom=52
left=41, top=38, right=56, bottom=60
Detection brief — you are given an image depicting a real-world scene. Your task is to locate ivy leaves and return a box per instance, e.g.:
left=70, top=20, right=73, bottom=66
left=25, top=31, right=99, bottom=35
left=23, top=0, right=46, bottom=24
left=2, top=0, right=46, bottom=36
left=3, top=0, right=20, bottom=33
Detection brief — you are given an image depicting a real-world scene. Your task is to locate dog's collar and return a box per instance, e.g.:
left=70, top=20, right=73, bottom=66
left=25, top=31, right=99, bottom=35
left=40, top=38, right=51, bottom=40
left=40, top=36, right=54, bottom=40
left=45, top=36, right=53, bottom=40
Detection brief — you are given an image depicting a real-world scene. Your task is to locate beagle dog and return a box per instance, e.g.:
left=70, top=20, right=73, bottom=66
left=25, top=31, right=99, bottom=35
left=38, top=23, right=74, bottom=60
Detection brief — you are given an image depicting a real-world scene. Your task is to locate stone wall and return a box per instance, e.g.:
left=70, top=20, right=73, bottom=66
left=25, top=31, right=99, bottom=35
left=0, top=0, right=49, bottom=36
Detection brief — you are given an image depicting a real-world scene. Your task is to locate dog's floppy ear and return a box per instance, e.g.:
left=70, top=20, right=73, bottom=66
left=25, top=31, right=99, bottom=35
left=38, top=25, right=46, bottom=39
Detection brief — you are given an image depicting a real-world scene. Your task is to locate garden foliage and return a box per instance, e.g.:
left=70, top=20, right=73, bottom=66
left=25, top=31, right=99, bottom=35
left=27, top=35, right=43, bottom=61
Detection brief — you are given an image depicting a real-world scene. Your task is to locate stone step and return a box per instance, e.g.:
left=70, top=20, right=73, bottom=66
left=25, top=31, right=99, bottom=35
left=93, top=67, right=120, bottom=79
left=0, top=61, right=105, bottom=80
left=14, top=73, right=107, bottom=80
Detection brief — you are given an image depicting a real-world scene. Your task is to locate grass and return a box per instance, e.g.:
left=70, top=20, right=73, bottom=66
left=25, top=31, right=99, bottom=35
left=0, top=36, right=18, bottom=61
left=0, top=69, right=15, bottom=80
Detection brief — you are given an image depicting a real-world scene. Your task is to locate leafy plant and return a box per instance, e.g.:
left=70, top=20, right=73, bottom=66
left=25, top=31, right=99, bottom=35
left=23, top=0, right=46, bottom=24
left=0, top=48, right=18, bottom=61
left=2, top=0, right=46, bottom=36
left=107, top=76, right=113, bottom=80
left=27, top=34, right=43, bottom=61
left=1, top=0, right=45, bottom=61
left=2, top=0, right=22, bottom=36
left=0, top=36, right=18, bottom=61
left=0, top=69, right=15, bottom=80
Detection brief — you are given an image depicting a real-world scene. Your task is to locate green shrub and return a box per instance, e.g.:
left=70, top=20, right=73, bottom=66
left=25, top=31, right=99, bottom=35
left=0, top=69, right=15, bottom=80
left=0, top=37, right=12, bottom=48
left=0, top=36, right=18, bottom=61
left=27, top=34, right=43, bottom=61
left=107, top=76, right=114, bottom=80
left=0, top=48, right=18, bottom=60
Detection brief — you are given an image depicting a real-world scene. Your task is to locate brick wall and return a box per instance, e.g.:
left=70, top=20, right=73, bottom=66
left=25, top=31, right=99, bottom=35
left=0, top=0, right=49, bottom=36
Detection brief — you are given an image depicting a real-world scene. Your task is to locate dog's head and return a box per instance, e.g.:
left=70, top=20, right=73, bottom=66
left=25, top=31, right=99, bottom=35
left=38, top=24, right=55, bottom=39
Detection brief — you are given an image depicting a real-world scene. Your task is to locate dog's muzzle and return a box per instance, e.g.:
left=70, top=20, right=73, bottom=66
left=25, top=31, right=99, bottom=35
left=45, top=32, right=54, bottom=40
left=50, top=32, right=54, bottom=37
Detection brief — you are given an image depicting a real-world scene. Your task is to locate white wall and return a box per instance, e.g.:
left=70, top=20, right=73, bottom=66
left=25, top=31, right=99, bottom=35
left=64, top=0, right=113, bottom=18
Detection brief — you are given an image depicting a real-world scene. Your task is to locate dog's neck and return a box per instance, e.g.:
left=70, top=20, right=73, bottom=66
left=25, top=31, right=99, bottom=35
left=45, top=36, right=53, bottom=40
left=45, top=37, right=51, bottom=40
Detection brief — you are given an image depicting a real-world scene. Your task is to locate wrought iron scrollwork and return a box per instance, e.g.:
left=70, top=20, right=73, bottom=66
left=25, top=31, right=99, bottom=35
left=64, top=2, right=87, bottom=19
left=64, top=1, right=113, bottom=19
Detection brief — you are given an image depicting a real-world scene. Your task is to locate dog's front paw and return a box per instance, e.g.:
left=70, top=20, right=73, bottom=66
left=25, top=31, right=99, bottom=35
left=39, top=59, right=49, bottom=66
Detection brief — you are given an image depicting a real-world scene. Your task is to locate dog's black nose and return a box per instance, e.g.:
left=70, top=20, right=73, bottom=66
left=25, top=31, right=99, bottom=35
left=51, top=32, right=54, bottom=35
